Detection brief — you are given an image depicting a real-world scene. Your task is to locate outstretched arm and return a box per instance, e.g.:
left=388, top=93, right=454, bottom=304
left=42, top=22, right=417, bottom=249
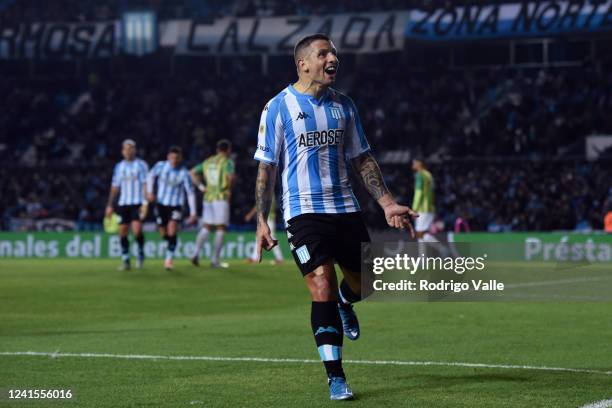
left=190, top=168, right=206, bottom=193
left=244, top=206, right=257, bottom=222
left=184, top=171, right=198, bottom=225
left=255, top=162, right=278, bottom=262
left=351, top=152, right=418, bottom=236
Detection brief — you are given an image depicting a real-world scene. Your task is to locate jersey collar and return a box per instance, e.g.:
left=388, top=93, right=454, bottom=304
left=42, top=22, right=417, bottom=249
left=288, top=84, right=329, bottom=105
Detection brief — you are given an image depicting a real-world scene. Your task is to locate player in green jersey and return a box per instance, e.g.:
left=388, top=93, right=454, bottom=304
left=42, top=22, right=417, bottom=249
left=412, top=158, right=449, bottom=256
left=190, top=139, right=235, bottom=268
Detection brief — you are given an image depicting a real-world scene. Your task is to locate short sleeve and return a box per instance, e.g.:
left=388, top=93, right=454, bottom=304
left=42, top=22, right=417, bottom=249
left=138, top=160, right=149, bottom=182
left=182, top=169, right=194, bottom=192
left=342, top=96, right=370, bottom=159
left=191, top=163, right=204, bottom=174
left=111, top=163, right=120, bottom=187
left=150, top=162, right=162, bottom=177
left=226, top=159, right=235, bottom=175
left=414, top=172, right=423, bottom=189
left=254, top=97, right=284, bottom=165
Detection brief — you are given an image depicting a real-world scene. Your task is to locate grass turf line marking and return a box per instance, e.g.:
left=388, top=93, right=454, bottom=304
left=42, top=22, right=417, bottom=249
left=1, top=351, right=611, bottom=376
left=580, top=399, right=612, bottom=408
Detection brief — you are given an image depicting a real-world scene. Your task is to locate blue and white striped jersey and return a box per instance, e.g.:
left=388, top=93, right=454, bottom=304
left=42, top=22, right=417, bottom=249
left=254, top=85, right=370, bottom=223
left=111, top=158, right=149, bottom=206
left=147, top=161, right=196, bottom=215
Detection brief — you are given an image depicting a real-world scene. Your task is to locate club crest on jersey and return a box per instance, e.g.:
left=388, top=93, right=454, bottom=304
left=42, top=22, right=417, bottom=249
left=330, top=106, right=343, bottom=120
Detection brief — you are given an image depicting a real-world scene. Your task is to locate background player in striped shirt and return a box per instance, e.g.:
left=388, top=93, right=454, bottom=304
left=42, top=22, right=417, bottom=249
left=105, top=139, right=149, bottom=270
left=190, top=139, right=235, bottom=268
left=412, top=159, right=434, bottom=236
left=147, top=146, right=197, bottom=270
left=253, top=34, right=418, bottom=400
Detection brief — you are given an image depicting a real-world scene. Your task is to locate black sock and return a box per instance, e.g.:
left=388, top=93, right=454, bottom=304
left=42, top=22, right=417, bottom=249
left=339, top=280, right=362, bottom=304
left=162, top=234, right=169, bottom=242
left=311, top=301, right=345, bottom=379
left=167, top=235, right=177, bottom=252
left=135, top=234, right=145, bottom=256
left=120, top=236, right=129, bottom=263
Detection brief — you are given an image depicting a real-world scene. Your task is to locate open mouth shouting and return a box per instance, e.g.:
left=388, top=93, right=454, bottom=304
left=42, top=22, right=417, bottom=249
left=324, top=65, right=338, bottom=78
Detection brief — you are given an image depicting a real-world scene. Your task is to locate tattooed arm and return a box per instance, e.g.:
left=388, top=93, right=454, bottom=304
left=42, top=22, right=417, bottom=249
left=255, top=162, right=278, bottom=261
left=351, top=152, right=390, bottom=202
left=351, top=152, right=418, bottom=235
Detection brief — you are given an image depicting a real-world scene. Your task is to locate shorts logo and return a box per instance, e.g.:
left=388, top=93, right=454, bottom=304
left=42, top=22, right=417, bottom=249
left=296, top=245, right=310, bottom=264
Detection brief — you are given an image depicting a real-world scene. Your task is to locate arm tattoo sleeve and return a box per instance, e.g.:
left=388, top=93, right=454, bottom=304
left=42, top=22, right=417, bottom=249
left=352, top=152, right=390, bottom=201
left=255, top=162, right=277, bottom=226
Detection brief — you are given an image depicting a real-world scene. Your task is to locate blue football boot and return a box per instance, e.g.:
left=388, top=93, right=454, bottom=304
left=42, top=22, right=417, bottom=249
left=329, top=377, right=354, bottom=401
left=338, top=302, right=360, bottom=340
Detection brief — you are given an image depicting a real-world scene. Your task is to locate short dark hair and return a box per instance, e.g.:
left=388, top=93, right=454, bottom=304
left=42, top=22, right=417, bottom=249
left=294, top=33, right=331, bottom=62
left=412, top=157, right=426, bottom=167
left=168, top=145, right=182, bottom=155
left=216, top=139, right=231, bottom=152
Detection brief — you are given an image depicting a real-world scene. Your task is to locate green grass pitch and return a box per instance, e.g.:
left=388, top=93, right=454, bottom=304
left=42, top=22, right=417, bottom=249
left=0, top=259, right=611, bottom=407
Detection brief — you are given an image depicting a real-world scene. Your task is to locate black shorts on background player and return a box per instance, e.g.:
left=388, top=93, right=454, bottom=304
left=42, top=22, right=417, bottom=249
left=286, top=212, right=371, bottom=276
left=154, top=204, right=183, bottom=227
left=116, top=205, right=141, bottom=225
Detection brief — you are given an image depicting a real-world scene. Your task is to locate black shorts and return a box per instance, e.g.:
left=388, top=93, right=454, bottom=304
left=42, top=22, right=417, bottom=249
left=154, top=204, right=183, bottom=227
left=286, top=212, right=371, bottom=276
left=116, top=205, right=141, bottom=225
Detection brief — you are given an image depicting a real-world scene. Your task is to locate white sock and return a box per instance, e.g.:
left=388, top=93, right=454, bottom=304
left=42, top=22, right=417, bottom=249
left=212, top=230, right=225, bottom=264
left=272, top=245, right=283, bottom=262
left=417, top=238, right=427, bottom=258
left=422, top=233, right=450, bottom=257
left=195, top=227, right=209, bottom=258
left=422, top=233, right=438, bottom=243
left=250, top=246, right=259, bottom=262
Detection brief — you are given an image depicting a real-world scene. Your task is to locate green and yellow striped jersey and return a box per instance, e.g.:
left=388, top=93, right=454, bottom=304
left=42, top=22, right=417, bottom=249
left=412, top=169, right=435, bottom=213
left=192, top=154, right=235, bottom=202
left=269, top=197, right=276, bottom=223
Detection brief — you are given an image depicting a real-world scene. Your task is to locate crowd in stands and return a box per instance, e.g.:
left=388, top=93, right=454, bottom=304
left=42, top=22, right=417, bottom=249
left=1, top=58, right=611, bottom=232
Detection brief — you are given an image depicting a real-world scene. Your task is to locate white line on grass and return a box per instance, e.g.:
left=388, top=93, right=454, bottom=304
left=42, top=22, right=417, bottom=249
left=580, top=399, right=612, bottom=408
left=1, top=351, right=611, bottom=376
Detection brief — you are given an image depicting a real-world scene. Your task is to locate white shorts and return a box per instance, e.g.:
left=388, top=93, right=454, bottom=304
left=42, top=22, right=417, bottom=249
left=202, top=200, right=230, bottom=226
left=415, top=212, right=434, bottom=232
